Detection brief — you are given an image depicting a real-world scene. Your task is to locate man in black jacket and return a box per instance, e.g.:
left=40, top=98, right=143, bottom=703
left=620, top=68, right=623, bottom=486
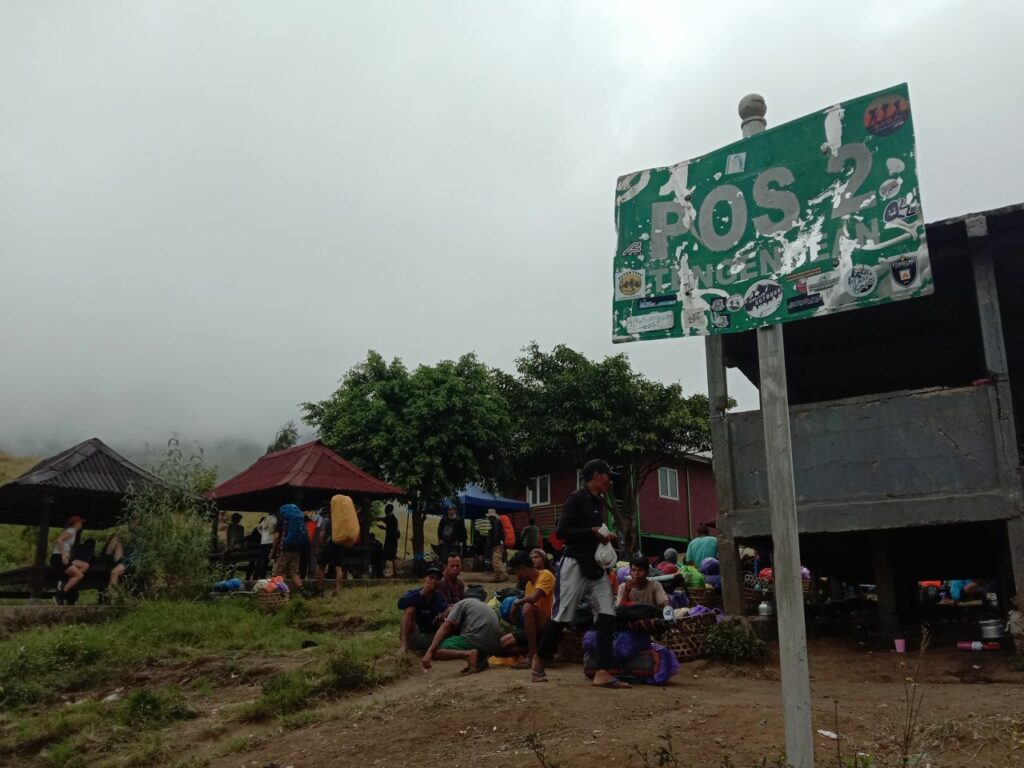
left=436, top=505, right=466, bottom=563
left=530, top=459, right=629, bottom=688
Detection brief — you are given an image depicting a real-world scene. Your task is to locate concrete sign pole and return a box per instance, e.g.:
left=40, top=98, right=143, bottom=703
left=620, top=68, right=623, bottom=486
left=740, top=94, right=815, bottom=768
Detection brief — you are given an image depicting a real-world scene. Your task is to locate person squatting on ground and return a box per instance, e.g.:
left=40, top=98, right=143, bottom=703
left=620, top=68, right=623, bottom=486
left=437, top=553, right=466, bottom=605
left=398, top=567, right=448, bottom=651
left=531, top=459, right=631, bottom=688
left=420, top=593, right=522, bottom=675
left=52, top=515, right=89, bottom=605
left=508, top=550, right=555, bottom=669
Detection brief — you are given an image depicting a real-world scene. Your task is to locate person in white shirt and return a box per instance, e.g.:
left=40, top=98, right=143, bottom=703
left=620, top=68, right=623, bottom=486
left=250, top=513, right=277, bottom=579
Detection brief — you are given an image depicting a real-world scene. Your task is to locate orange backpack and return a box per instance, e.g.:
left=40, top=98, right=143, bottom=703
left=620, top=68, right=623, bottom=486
left=499, top=514, right=515, bottom=548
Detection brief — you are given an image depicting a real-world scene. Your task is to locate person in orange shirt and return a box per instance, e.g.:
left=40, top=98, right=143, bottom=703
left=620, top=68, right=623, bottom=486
left=508, top=550, right=556, bottom=669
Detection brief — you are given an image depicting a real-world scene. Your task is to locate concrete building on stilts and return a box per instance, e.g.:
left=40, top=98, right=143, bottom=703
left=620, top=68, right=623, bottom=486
left=708, top=202, right=1024, bottom=637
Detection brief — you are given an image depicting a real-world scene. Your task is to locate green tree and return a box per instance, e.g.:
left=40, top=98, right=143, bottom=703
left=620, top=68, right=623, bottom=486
left=266, top=420, right=299, bottom=455
left=505, top=343, right=714, bottom=553
left=117, top=439, right=218, bottom=599
left=302, top=351, right=512, bottom=556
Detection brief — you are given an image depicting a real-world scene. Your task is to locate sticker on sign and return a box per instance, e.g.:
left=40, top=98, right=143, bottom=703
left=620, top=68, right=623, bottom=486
left=612, top=83, right=932, bottom=342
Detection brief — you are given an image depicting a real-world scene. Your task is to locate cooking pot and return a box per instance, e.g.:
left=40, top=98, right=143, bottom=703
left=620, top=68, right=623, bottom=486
left=979, top=618, right=1006, bottom=640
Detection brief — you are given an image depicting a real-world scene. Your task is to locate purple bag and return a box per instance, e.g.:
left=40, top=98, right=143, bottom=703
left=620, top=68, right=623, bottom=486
left=700, top=557, right=720, bottom=576
left=582, top=630, right=652, bottom=663
left=669, top=590, right=689, bottom=609
left=650, top=643, right=680, bottom=685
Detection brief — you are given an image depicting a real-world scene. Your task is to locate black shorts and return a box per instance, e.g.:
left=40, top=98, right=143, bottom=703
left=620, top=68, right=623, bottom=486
left=50, top=554, right=66, bottom=571
left=320, top=542, right=343, bottom=570
left=100, top=554, right=124, bottom=569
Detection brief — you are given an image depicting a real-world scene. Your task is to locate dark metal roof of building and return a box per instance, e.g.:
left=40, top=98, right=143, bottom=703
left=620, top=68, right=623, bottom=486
left=0, top=438, right=158, bottom=527
left=209, top=440, right=405, bottom=511
left=722, top=201, right=1024, bottom=408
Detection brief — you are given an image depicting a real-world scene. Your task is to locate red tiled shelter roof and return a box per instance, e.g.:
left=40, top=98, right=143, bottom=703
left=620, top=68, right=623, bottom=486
left=209, top=440, right=404, bottom=511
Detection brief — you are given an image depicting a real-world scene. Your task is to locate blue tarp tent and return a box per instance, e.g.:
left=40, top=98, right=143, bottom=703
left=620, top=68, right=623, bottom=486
left=441, top=483, right=529, bottom=520
left=458, top=483, right=530, bottom=519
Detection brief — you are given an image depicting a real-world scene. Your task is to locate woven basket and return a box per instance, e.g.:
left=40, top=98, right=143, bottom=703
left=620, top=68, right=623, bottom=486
left=658, top=612, right=717, bottom=662
left=555, top=626, right=587, bottom=663
left=256, top=590, right=290, bottom=611
left=742, top=585, right=760, bottom=612
left=686, top=587, right=720, bottom=607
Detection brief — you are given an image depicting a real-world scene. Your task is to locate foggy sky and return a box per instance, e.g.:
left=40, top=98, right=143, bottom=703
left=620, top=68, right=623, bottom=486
left=2, top=1, right=1023, bottom=456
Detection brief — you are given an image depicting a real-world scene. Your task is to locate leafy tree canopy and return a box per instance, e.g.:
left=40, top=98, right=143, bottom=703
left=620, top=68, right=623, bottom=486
left=266, top=420, right=299, bottom=455
left=302, top=351, right=512, bottom=554
left=505, top=342, right=712, bottom=483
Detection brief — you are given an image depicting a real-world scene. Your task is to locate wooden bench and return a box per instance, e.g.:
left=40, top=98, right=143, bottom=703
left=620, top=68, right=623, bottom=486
left=0, top=563, right=114, bottom=599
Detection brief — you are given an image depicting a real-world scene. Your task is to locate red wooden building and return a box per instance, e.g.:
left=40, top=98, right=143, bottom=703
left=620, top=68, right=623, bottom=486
left=507, top=456, right=717, bottom=554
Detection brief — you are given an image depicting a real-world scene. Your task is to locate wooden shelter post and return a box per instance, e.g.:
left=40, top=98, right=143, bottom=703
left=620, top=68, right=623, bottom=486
left=30, top=493, right=53, bottom=601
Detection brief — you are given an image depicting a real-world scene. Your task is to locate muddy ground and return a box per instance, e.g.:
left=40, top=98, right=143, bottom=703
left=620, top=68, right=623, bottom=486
left=190, top=636, right=1024, bottom=768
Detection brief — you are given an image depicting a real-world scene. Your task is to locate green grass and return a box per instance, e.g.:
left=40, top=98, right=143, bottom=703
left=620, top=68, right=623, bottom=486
left=0, top=585, right=412, bottom=767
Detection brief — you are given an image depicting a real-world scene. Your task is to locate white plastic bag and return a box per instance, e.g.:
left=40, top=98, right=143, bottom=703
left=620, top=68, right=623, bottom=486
left=594, top=524, right=617, bottom=570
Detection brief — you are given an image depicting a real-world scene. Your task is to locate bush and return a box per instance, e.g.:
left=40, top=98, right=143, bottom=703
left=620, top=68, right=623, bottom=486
left=239, top=671, right=317, bottom=721
left=704, top=618, right=768, bottom=664
left=119, top=687, right=196, bottom=726
left=118, top=440, right=218, bottom=599
left=318, top=649, right=384, bottom=694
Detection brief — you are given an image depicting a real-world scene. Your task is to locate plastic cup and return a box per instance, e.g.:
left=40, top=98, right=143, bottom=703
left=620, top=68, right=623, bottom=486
left=894, top=638, right=906, bottom=653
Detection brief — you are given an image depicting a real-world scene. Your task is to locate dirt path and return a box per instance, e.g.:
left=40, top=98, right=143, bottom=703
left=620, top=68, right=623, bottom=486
left=195, top=638, right=1024, bottom=768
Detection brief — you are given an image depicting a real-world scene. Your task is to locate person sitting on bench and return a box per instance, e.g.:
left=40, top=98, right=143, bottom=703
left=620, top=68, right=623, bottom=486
left=52, top=516, right=89, bottom=605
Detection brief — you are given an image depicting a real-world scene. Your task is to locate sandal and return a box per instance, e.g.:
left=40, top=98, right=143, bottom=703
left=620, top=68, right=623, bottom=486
left=530, top=669, right=548, bottom=683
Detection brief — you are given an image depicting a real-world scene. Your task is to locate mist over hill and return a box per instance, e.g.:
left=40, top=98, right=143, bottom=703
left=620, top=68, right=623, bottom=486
left=0, top=431, right=316, bottom=483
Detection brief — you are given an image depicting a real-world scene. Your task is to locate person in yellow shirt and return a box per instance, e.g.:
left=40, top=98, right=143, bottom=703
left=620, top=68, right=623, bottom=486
left=508, top=550, right=556, bottom=669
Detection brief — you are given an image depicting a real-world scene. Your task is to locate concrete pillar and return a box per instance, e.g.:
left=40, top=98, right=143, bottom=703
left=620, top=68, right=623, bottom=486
left=829, top=577, right=843, bottom=602
left=1007, top=518, right=1024, bottom=609
left=705, top=336, right=744, bottom=615
left=969, top=216, right=1024, bottom=605
left=872, top=538, right=900, bottom=640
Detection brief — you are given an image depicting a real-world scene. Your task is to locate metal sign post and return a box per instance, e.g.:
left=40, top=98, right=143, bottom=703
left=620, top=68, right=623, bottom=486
left=611, top=84, right=933, bottom=768
left=742, top=95, right=815, bottom=768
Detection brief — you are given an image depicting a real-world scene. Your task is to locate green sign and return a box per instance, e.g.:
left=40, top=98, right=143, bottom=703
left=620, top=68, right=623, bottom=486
left=612, top=83, right=931, bottom=341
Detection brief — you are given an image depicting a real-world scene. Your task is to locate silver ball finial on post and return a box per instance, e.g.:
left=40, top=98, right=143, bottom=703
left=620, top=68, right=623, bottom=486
left=739, top=93, right=767, bottom=138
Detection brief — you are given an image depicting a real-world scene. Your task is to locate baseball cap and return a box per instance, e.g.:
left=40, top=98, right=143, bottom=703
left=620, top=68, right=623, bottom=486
left=424, top=566, right=442, bottom=578
left=581, top=459, right=620, bottom=480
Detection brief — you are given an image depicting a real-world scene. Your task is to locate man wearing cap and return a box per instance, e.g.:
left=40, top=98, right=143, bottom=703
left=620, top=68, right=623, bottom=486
left=397, top=567, right=448, bottom=651
left=531, top=459, right=630, bottom=688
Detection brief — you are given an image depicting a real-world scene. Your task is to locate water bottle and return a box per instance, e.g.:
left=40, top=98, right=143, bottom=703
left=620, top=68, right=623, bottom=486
left=956, top=641, right=1001, bottom=651
left=662, top=605, right=675, bottom=622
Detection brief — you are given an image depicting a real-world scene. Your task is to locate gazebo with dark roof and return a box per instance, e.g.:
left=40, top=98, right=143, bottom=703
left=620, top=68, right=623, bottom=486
left=209, top=440, right=405, bottom=511
left=0, top=437, right=158, bottom=598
